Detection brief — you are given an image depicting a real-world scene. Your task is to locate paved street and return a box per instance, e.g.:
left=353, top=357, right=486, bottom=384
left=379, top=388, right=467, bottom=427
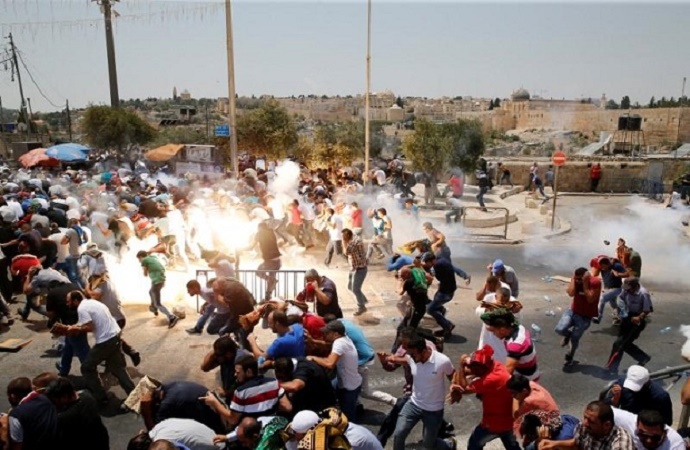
left=1, top=195, right=689, bottom=449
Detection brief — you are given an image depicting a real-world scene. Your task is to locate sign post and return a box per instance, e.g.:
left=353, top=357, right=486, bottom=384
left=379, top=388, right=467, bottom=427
left=551, top=150, right=567, bottom=230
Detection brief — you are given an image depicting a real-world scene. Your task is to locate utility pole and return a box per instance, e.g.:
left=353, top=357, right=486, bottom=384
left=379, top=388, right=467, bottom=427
left=95, top=0, right=120, bottom=107
left=677, top=76, right=687, bottom=154
left=225, top=0, right=239, bottom=179
left=7, top=33, right=29, bottom=137
left=66, top=99, right=73, bottom=142
left=364, top=0, right=371, bottom=185
left=205, top=103, right=210, bottom=140
left=26, top=97, right=35, bottom=139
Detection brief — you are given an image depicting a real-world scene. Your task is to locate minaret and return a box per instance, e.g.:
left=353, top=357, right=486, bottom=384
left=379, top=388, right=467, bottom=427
left=600, top=93, right=607, bottom=109
left=173, top=86, right=178, bottom=100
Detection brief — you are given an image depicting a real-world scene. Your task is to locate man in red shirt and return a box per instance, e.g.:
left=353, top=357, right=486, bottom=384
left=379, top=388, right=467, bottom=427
left=449, top=345, right=520, bottom=450
left=590, top=163, right=602, bottom=192
left=555, top=267, right=602, bottom=368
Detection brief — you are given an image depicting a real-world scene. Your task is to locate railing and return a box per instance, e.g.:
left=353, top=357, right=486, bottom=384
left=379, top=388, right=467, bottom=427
left=599, top=363, right=690, bottom=428
left=195, top=269, right=306, bottom=311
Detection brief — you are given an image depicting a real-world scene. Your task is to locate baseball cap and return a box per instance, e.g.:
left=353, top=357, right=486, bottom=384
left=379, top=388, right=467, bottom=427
left=321, top=320, right=345, bottom=335
left=623, top=365, right=650, bottom=392
left=491, top=259, right=505, bottom=274
left=290, top=410, right=320, bottom=434
left=421, top=252, right=436, bottom=263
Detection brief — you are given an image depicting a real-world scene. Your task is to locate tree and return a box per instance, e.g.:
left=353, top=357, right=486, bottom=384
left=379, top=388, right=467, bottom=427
left=620, top=96, right=631, bottom=110
left=605, top=99, right=620, bottom=110
left=151, top=126, right=211, bottom=147
left=493, top=97, right=501, bottom=108
left=488, top=100, right=494, bottom=110
left=395, top=96, right=404, bottom=108
left=236, top=100, right=298, bottom=159
left=403, top=118, right=484, bottom=203
left=81, top=106, right=157, bottom=154
left=648, top=96, right=656, bottom=108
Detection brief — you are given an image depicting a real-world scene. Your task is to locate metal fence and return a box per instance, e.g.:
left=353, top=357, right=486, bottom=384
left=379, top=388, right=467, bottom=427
left=599, top=363, right=690, bottom=428
left=454, top=206, right=511, bottom=240
left=195, top=269, right=307, bottom=311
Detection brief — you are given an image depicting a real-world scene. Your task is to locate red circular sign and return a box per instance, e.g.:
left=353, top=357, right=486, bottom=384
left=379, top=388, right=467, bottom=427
left=552, top=150, right=567, bottom=167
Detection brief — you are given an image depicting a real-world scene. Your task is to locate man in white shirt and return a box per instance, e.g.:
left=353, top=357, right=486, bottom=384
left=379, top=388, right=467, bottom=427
left=323, top=208, right=344, bottom=268
left=308, top=320, right=362, bottom=422
left=298, top=195, right=317, bottom=248
left=386, top=333, right=456, bottom=450
left=614, top=408, right=684, bottom=450
left=52, top=290, right=135, bottom=405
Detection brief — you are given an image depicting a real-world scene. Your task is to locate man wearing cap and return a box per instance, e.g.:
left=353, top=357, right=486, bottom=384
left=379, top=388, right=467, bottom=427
left=297, top=268, right=343, bottom=319
left=607, top=278, right=652, bottom=374
left=488, top=259, right=519, bottom=298
left=606, top=366, right=673, bottom=426
left=307, top=320, right=362, bottom=422
left=449, top=345, right=518, bottom=450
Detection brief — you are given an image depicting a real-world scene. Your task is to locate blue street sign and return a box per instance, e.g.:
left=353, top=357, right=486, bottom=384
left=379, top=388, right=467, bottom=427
left=215, top=125, right=230, bottom=137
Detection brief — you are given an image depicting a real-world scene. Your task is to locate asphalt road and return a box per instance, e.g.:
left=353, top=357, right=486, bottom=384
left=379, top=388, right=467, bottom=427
left=1, top=195, right=689, bottom=449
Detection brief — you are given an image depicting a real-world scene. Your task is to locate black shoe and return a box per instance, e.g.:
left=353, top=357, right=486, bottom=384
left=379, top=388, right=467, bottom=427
left=148, top=305, right=159, bottom=317
left=130, top=352, right=141, bottom=367
left=186, top=327, right=201, bottom=335
left=168, top=316, right=180, bottom=329
left=55, top=362, right=67, bottom=376
left=637, top=356, right=651, bottom=366
left=443, top=324, right=455, bottom=339
left=16, top=307, right=28, bottom=321
left=561, top=335, right=571, bottom=347
left=353, top=307, right=367, bottom=316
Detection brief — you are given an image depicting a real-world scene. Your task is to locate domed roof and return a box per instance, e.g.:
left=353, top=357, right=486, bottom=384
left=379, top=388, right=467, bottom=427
left=511, top=88, right=530, bottom=101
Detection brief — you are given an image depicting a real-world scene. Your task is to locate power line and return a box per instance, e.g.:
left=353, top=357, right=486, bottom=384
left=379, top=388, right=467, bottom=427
left=15, top=49, right=64, bottom=109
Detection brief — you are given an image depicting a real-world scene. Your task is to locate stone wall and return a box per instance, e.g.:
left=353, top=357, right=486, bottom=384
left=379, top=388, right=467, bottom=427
left=489, top=159, right=690, bottom=192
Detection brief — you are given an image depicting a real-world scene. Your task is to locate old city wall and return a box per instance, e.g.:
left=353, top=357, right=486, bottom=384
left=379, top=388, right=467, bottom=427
left=513, top=107, right=690, bottom=147
left=494, top=159, right=690, bottom=192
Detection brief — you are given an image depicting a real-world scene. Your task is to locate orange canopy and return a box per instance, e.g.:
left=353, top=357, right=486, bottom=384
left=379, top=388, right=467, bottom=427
left=145, top=144, right=184, bottom=162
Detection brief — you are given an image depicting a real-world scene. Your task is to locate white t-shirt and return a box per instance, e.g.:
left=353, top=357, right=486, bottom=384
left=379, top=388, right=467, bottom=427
left=149, top=418, right=221, bottom=450
left=49, top=231, right=69, bottom=263
left=406, top=349, right=454, bottom=412
left=332, top=336, right=362, bottom=391
left=328, top=215, right=343, bottom=241
left=299, top=201, right=316, bottom=221
left=613, top=408, right=685, bottom=450
left=77, top=299, right=120, bottom=344
left=268, top=198, right=286, bottom=220
left=374, top=169, right=386, bottom=185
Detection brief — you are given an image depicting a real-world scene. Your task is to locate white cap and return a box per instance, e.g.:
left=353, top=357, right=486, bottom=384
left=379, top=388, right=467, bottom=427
left=623, top=365, right=650, bottom=392
left=290, top=410, right=320, bottom=434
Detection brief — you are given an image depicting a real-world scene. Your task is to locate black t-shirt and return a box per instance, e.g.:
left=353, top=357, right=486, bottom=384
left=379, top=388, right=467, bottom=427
left=39, top=239, right=58, bottom=267
left=45, top=283, right=80, bottom=325
left=403, top=279, right=429, bottom=307
left=255, top=228, right=281, bottom=261
left=290, top=359, right=337, bottom=414
left=433, top=258, right=457, bottom=294
left=56, top=390, right=109, bottom=450
left=315, top=277, right=342, bottom=319
left=19, top=230, right=42, bottom=254
left=156, top=381, right=225, bottom=433
left=46, top=208, right=68, bottom=228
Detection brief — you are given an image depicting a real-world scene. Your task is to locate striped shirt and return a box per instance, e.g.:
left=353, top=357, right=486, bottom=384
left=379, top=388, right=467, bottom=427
left=504, top=325, right=540, bottom=381
left=230, top=376, right=283, bottom=418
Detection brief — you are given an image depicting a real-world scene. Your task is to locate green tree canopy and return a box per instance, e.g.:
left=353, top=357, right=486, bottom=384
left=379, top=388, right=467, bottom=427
left=621, top=95, right=631, bottom=109
left=81, top=105, right=157, bottom=151
left=236, top=100, right=298, bottom=159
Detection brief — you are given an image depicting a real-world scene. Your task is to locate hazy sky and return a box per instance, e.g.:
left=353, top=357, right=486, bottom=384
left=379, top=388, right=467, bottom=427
left=0, top=0, right=688, bottom=112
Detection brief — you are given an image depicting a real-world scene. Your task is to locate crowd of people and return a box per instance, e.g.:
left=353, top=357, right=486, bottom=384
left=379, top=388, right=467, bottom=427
left=0, top=158, right=687, bottom=450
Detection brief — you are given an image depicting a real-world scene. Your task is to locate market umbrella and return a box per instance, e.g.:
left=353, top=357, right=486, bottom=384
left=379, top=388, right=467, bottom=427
left=45, top=144, right=89, bottom=162
left=52, top=143, right=91, bottom=153
left=18, top=148, right=60, bottom=168
left=145, top=144, right=184, bottom=162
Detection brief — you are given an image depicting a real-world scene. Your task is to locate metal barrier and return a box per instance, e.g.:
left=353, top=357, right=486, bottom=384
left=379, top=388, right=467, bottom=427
left=454, top=206, right=511, bottom=240
left=599, top=363, right=690, bottom=428
left=195, top=269, right=307, bottom=311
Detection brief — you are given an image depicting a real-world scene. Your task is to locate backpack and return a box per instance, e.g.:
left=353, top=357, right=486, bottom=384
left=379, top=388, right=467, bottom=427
left=410, top=267, right=428, bottom=294
left=297, top=408, right=352, bottom=450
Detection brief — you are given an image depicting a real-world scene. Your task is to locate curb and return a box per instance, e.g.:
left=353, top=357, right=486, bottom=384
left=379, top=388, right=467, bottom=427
left=557, top=192, right=638, bottom=197
left=447, top=217, right=572, bottom=245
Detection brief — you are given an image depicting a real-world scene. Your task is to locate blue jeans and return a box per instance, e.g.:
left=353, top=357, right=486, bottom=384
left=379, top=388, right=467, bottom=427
left=467, top=424, right=521, bottom=450
left=477, top=186, right=489, bottom=208
left=348, top=267, right=369, bottom=309
left=427, top=291, right=454, bottom=330
left=393, top=399, right=451, bottom=450
left=192, top=303, right=216, bottom=332
left=536, top=184, right=548, bottom=199
left=337, top=385, right=362, bottom=422
left=63, top=256, right=84, bottom=288
left=58, top=334, right=90, bottom=375
left=206, top=312, right=231, bottom=335
left=150, top=282, right=174, bottom=321
left=20, top=293, right=47, bottom=319
left=555, top=309, right=592, bottom=358
left=597, top=288, right=622, bottom=321
left=257, top=258, right=281, bottom=302
left=453, top=264, right=469, bottom=280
